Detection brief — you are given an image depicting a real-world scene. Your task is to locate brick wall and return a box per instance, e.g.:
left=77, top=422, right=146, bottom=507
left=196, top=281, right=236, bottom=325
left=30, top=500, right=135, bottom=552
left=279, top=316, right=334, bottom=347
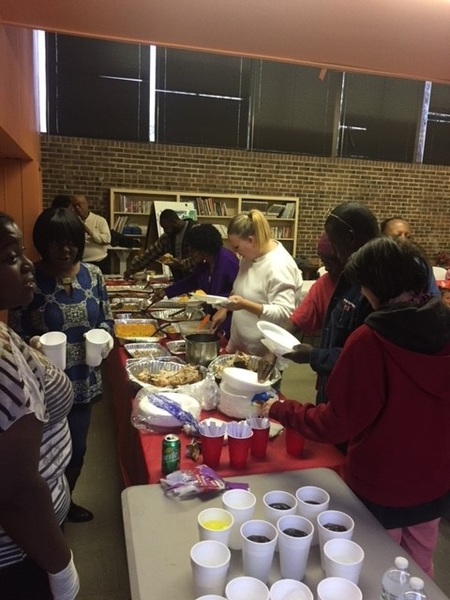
left=40, top=134, right=450, bottom=262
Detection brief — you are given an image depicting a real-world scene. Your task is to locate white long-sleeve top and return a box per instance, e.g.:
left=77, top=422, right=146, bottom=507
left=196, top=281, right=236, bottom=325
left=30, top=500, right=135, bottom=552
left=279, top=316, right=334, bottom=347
left=227, top=242, right=303, bottom=356
left=83, top=211, right=111, bottom=262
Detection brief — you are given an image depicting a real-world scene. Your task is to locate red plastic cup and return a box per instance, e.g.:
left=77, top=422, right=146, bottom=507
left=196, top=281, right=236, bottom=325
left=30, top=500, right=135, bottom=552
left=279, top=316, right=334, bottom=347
left=285, top=427, right=305, bottom=457
left=201, top=434, right=225, bottom=469
left=250, top=426, right=270, bottom=459
left=227, top=433, right=253, bottom=469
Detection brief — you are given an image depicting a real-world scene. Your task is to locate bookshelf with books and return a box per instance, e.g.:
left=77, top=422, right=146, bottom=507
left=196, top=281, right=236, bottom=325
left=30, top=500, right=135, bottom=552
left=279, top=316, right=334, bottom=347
left=110, top=188, right=299, bottom=256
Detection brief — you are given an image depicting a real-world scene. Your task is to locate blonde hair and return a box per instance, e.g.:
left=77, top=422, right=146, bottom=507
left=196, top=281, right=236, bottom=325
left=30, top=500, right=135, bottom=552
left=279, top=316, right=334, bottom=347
left=227, top=209, right=272, bottom=250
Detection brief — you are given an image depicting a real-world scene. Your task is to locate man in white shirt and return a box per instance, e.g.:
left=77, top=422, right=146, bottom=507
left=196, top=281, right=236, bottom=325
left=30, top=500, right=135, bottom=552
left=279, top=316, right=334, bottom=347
left=71, top=194, right=111, bottom=272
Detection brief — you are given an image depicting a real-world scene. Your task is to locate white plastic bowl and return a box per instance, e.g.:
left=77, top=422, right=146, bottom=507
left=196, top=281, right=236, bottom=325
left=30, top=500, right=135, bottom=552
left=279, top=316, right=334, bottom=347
left=257, top=321, right=300, bottom=355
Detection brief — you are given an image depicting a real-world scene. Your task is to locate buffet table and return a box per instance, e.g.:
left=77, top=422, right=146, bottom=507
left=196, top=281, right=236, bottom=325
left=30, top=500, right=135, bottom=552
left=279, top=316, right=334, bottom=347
left=122, top=468, right=450, bottom=600
left=106, top=345, right=345, bottom=487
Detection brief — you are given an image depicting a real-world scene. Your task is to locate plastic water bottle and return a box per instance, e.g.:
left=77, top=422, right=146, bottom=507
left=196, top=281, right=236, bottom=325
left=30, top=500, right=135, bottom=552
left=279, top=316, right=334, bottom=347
left=399, top=577, right=427, bottom=600
left=380, top=556, right=411, bottom=600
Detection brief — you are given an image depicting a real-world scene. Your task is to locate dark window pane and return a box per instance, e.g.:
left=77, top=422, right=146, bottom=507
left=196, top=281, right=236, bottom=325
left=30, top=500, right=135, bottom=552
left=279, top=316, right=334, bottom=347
left=156, top=48, right=250, bottom=148
left=339, top=74, right=424, bottom=162
left=251, top=62, right=339, bottom=156
left=423, top=83, right=450, bottom=166
left=46, top=34, right=150, bottom=141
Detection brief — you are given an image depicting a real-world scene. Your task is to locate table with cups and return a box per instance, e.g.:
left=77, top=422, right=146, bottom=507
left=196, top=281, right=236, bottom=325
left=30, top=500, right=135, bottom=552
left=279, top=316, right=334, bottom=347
left=121, top=467, right=450, bottom=600
left=106, top=345, right=345, bottom=487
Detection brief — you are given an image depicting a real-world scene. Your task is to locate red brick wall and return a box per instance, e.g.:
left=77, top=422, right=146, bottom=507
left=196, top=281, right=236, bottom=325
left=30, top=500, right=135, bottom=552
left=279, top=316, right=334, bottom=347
left=40, top=134, right=450, bottom=262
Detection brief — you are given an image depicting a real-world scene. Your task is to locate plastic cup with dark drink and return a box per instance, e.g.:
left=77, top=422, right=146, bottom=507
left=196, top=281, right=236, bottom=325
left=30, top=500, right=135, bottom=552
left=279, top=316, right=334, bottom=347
left=317, top=510, right=355, bottom=569
left=240, top=520, right=278, bottom=583
left=276, top=514, right=314, bottom=580
left=263, top=490, right=297, bottom=526
left=295, top=485, right=330, bottom=545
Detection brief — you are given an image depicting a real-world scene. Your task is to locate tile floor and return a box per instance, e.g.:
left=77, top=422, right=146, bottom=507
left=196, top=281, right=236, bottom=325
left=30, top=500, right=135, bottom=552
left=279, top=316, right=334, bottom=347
left=68, top=363, right=450, bottom=599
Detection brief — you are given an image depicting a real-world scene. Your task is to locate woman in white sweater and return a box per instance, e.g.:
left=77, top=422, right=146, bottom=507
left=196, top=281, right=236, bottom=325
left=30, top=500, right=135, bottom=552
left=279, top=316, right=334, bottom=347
left=212, top=209, right=303, bottom=355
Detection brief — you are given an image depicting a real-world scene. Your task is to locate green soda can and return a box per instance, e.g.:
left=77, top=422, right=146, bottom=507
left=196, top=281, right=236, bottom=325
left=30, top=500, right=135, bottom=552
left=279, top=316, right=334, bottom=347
left=161, top=434, right=181, bottom=475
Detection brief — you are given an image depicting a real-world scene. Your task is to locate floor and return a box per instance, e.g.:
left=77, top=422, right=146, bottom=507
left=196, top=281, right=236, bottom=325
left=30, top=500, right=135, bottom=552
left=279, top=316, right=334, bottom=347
left=67, top=363, right=450, bottom=599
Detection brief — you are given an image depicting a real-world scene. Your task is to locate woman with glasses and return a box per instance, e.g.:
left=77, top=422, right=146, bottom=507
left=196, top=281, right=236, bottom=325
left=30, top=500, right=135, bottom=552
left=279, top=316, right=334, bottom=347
left=9, top=208, right=114, bottom=524
left=211, top=209, right=303, bottom=355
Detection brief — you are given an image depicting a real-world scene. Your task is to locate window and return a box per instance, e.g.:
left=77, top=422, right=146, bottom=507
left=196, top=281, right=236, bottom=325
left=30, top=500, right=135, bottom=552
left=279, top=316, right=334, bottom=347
left=46, top=34, right=150, bottom=141
left=338, top=73, right=424, bottom=162
left=251, top=62, right=341, bottom=156
left=43, top=34, right=450, bottom=166
left=156, top=48, right=250, bottom=148
left=423, top=84, right=450, bottom=166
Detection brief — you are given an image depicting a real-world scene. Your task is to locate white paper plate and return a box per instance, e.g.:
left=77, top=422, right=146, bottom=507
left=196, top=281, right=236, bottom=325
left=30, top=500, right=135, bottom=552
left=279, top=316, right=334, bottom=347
left=221, top=366, right=271, bottom=392
left=191, top=293, right=230, bottom=306
left=257, top=321, right=300, bottom=356
left=133, top=389, right=201, bottom=429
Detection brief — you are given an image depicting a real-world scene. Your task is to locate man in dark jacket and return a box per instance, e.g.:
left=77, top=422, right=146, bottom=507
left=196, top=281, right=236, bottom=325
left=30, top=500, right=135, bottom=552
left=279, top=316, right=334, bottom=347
left=124, top=209, right=196, bottom=281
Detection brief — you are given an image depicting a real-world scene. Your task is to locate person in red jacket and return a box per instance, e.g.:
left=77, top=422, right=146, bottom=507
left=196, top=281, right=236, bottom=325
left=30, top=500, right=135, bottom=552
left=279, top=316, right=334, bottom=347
left=261, top=237, right=450, bottom=577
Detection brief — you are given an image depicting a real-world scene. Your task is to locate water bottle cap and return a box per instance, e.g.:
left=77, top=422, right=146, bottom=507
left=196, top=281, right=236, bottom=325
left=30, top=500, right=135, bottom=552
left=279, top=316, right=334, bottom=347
left=409, top=577, right=424, bottom=591
left=395, top=556, right=409, bottom=569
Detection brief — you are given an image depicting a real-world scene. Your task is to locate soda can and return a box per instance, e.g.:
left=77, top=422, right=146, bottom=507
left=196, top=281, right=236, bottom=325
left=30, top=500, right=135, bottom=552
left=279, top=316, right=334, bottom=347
left=161, top=433, right=181, bottom=475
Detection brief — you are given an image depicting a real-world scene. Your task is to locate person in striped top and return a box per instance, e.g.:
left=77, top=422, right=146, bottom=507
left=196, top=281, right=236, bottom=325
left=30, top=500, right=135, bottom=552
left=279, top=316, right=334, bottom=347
left=0, top=213, right=79, bottom=599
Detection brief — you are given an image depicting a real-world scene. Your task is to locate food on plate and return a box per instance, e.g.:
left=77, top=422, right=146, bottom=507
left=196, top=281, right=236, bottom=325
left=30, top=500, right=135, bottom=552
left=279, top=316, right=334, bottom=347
left=137, top=364, right=202, bottom=387
left=193, top=289, right=206, bottom=296
left=158, top=253, right=175, bottom=265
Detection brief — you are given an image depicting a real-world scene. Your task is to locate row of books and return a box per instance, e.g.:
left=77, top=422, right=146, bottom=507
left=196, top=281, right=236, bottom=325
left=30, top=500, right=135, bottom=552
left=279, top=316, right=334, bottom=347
left=270, top=226, right=293, bottom=238
left=195, top=197, right=230, bottom=216
left=240, top=201, right=296, bottom=219
left=114, top=195, right=152, bottom=213
left=212, top=223, right=228, bottom=238
left=113, top=215, right=147, bottom=235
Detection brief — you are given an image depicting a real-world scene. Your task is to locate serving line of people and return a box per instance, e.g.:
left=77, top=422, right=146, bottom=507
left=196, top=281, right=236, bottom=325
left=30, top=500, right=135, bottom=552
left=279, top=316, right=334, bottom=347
left=259, top=235, right=450, bottom=578
left=1, top=197, right=448, bottom=599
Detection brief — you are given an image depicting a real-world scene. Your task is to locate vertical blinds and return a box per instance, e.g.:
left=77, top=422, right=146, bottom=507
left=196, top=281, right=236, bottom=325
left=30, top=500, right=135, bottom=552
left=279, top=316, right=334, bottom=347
left=46, top=34, right=150, bottom=141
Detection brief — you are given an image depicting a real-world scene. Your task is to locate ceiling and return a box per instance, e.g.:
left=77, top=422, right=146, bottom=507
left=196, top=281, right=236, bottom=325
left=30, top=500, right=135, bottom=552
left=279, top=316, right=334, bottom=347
left=1, top=0, right=450, bottom=84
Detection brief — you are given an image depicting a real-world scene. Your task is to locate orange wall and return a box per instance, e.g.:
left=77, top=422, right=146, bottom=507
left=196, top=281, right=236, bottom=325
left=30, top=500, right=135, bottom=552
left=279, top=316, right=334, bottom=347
left=0, top=24, right=42, bottom=262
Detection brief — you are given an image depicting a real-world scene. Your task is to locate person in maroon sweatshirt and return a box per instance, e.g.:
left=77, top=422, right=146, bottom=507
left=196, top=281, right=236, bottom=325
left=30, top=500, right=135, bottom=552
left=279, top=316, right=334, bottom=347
left=261, top=237, right=450, bottom=578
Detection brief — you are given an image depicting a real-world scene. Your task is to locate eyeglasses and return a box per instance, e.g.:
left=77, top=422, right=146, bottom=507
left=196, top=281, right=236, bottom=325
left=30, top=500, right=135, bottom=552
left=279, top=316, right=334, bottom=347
left=325, top=210, right=355, bottom=237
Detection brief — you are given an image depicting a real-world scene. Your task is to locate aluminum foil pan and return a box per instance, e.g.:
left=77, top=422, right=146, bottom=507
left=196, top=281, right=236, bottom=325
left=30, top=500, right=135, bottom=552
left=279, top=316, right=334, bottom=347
left=208, top=353, right=281, bottom=385
left=125, top=359, right=205, bottom=391
left=124, top=342, right=171, bottom=359
left=148, top=308, right=205, bottom=322
left=165, top=340, right=186, bottom=355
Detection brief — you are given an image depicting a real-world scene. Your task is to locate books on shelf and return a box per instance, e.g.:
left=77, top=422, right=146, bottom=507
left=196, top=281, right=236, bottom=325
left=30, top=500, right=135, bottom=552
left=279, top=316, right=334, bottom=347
left=114, top=195, right=152, bottom=213
left=212, top=223, right=228, bottom=238
left=113, top=215, right=128, bottom=232
left=195, top=197, right=229, bottom=217
left=270, top=226, right=293, bottom=238
left=280, top=202, right=296, bottom=218
left=266, top=203, right=286, bottom=217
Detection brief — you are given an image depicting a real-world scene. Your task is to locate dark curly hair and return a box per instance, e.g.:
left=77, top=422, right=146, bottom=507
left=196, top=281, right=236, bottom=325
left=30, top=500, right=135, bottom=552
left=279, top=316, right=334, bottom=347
left=187, top=224, right=223, bottom=256
left=345, top=236, right=428, bottom=305
left=33, top=208, right=85, bottom=263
